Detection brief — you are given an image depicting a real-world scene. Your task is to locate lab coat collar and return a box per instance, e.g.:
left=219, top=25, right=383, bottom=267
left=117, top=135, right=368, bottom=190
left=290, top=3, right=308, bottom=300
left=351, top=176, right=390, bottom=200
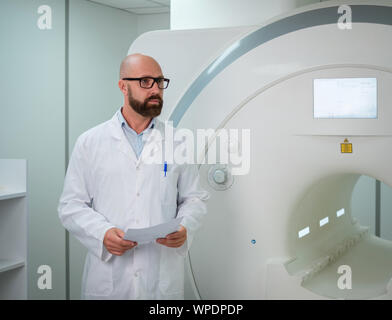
left=108, top=113, right=165, bottom=165
left=117, top=107, right=156, bottom=135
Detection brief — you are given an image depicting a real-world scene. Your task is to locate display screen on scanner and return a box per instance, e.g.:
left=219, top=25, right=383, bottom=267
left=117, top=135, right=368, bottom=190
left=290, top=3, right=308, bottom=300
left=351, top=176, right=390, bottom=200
left=314, top=77, right=377, bottom=119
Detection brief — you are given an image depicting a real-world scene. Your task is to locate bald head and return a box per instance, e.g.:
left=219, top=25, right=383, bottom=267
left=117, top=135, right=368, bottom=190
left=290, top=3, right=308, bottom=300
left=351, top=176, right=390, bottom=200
left=118, top=53, right=165, bottom=119
left=119, top=53, right=162, bottom=80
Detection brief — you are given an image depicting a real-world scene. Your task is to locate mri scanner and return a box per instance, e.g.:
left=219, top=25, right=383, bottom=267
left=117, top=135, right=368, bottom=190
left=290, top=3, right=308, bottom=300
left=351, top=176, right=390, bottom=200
left=128, top=1, right=392, bottom=299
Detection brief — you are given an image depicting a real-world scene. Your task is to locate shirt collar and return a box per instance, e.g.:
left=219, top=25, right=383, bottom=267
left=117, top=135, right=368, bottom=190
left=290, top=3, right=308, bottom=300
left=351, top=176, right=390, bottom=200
left=117, top=107, right=155, bottom=136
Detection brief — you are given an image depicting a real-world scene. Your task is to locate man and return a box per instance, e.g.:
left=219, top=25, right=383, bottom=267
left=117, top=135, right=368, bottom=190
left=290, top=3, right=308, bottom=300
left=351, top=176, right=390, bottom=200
left=58, top=54, right=209, bottom=299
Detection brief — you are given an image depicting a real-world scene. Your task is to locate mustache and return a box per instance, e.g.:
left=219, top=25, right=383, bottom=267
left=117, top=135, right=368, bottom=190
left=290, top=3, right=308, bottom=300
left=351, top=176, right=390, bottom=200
left=147, top=95, right=162, bottom=102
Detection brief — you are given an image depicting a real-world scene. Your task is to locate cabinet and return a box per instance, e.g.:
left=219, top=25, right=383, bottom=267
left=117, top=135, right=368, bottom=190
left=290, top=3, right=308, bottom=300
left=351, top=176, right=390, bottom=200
left=0, top=159, right=27, bottom=299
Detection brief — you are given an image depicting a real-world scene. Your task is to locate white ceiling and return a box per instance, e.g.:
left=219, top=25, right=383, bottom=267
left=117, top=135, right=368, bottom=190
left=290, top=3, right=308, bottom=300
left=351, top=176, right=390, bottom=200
left=88, top=0, right=170, bottom=15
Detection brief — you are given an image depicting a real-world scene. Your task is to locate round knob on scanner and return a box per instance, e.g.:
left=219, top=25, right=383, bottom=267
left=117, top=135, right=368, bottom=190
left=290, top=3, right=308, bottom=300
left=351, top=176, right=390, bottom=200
left=207, top=165, right=233, bottom=191
left=213, top=169, right=226, bottom=184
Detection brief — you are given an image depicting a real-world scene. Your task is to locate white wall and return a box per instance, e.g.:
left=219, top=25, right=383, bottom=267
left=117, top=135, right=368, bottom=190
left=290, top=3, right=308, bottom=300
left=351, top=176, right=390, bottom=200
left=171, top=0, right=320, bottom=30
left=0, top=0, right=67, bottom=300
left=381, top=182, right=392, bottom=241
left=351, top=177, right=392, bottom=241
left=351, top=176, right=376, bottom=235
left=137, top=13, right=170, bottom=36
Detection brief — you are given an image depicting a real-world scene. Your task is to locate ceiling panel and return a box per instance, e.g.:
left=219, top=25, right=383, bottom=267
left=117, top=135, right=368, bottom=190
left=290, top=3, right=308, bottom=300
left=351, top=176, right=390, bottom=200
left=151, top=0, right=170, bottom=5
left=89, top=0, right=170, bottom=11
left=126, top=6, right=170, bottom=14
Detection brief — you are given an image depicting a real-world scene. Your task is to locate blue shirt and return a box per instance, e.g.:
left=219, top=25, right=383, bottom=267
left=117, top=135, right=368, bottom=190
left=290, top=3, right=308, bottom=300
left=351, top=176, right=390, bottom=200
left=117, top=107, right=155, bottom=158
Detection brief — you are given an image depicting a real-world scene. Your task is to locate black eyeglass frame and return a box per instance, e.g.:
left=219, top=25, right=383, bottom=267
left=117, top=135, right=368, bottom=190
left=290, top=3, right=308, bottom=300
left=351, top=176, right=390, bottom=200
left=122, top=77, right=170, bottom=89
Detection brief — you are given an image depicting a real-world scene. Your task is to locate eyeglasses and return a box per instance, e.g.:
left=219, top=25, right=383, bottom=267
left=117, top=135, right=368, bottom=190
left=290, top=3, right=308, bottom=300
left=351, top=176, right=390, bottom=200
left=122, top=77, right=170, bottom=89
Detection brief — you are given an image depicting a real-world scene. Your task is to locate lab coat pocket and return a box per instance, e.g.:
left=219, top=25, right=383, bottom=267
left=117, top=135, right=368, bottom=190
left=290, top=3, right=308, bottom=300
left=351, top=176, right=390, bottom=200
left=84, top=255, right=113, bottom=297
left=158, top=247, right=184, bottom=298
left=160, top=170, right=179, bottom=206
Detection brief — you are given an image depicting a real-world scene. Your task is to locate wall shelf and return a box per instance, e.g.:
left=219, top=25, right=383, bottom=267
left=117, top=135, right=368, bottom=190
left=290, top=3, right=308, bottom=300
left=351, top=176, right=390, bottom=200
left=0, top=159, right=27, bottom=299
left=0, top=190, right=26, bottom=201
left=0, top=259, right=25, bottom=273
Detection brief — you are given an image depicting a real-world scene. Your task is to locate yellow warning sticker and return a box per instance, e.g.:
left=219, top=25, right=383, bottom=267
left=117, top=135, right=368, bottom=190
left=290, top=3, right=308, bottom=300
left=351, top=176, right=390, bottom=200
left=341, top=138, right=352, bottom=153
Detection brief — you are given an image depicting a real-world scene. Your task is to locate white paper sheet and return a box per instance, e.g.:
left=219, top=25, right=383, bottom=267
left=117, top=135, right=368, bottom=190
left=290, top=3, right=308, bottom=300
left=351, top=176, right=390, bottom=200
left=123, top=217, right=183, bottom=244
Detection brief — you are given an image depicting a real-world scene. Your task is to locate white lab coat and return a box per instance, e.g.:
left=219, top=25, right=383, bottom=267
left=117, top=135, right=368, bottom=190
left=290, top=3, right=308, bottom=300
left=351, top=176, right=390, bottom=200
left=58, top=113, right=209, bottom=299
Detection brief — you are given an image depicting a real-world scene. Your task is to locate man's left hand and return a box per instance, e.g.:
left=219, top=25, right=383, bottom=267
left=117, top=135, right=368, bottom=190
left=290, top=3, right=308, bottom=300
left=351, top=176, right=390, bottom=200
left=156, top=225, right=187, bottom=248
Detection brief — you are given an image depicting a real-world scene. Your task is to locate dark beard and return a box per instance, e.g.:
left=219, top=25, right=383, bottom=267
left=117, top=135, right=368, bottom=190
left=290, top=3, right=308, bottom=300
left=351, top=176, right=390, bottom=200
left=128, top=90, right=163, bottom=118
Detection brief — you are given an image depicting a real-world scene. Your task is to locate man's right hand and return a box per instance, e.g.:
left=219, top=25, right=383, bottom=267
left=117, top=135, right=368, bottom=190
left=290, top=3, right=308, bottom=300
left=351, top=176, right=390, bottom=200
left=103, top=228, right=137, bottom=256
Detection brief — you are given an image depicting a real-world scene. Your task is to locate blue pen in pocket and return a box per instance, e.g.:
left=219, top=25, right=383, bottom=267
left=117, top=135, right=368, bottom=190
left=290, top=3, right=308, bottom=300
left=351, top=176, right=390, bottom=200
left=164, top=161, right=167, bottom=177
